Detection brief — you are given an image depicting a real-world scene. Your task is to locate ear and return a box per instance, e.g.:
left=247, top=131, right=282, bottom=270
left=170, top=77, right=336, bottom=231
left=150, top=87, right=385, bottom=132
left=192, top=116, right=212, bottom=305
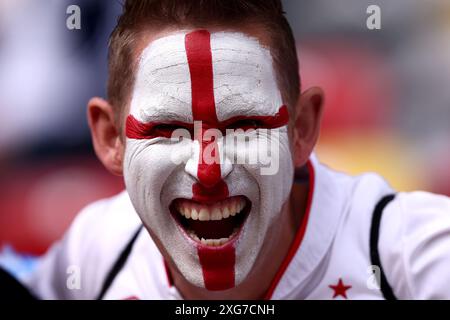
left=291, top=87, right=324, bottom=167
left=87, top=97, right=124, bottom=176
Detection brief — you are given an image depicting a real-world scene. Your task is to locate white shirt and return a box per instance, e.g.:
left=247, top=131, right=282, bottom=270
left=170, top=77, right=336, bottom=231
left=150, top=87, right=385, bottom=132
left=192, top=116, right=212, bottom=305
left=23, top=155, right=450, bottom=299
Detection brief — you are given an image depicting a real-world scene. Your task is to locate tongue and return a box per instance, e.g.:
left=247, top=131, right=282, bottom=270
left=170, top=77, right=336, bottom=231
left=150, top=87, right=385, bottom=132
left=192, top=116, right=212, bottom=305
left=188, top=218, right=236, bottom=239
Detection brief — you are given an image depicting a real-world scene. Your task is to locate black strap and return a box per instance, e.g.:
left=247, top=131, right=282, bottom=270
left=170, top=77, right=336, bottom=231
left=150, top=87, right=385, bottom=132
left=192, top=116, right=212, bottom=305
left=0, top=267, right=37, bottom=300
left=370, top=194, right=397, bottom=300
left=96, top=225, right=143, bottom=300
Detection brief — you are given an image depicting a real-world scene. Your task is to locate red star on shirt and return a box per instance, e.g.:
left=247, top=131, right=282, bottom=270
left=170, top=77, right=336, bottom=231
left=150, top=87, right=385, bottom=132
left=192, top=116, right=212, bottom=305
left=329, top=278, right=352, bottom=299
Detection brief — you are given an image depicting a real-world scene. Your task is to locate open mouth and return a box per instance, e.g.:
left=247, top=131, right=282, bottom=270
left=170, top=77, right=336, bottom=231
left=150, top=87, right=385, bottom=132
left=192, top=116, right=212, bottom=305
left=170, top=196, right=251, bottom=247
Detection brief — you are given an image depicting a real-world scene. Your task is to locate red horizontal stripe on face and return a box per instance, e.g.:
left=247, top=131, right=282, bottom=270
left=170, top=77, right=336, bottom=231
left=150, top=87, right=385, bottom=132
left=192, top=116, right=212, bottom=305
left=220, top=105, right=289, bottom=131
left=125, top=115, right=194, bottom=139
left=125, top=105, right=288, bottom=140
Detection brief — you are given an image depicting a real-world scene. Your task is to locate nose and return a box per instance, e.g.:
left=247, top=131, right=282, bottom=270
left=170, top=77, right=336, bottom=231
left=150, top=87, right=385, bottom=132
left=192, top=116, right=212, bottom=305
left=198, top=163, right=221, bottom=188
left=185, top=140, right=233, bottom=187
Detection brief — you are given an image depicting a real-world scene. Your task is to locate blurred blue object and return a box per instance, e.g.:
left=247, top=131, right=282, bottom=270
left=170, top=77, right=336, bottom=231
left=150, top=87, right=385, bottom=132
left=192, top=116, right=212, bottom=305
left=0, top=245, right=38, bottom=280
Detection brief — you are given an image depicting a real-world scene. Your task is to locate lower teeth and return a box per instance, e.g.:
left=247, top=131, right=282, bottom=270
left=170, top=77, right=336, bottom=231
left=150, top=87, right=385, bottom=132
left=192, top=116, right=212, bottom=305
left=188, top=227, right=240, bottom=246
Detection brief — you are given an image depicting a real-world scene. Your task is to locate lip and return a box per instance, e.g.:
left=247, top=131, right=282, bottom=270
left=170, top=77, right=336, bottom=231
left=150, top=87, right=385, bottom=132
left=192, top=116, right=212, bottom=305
left=169, top=196, right=252, bottom=249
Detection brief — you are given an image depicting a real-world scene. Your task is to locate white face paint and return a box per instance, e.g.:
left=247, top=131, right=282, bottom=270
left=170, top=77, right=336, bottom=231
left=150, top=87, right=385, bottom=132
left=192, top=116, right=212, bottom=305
left=124, top=30, right=294, bottom=290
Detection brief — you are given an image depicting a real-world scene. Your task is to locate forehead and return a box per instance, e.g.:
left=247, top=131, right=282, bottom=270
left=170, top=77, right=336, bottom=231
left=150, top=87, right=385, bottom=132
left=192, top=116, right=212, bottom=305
left=129, top=30, right=283, bottom=122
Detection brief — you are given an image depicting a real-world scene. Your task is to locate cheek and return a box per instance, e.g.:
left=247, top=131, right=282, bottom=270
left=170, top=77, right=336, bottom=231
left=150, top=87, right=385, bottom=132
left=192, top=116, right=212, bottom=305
left=230, top=128, right=292, bottom=177
left=257, top=129, right=293, bottom=213
left=257, top=128, right=293, bottom=198
left=123, top=139, right=192, bottom=205
left=225, top=127, right=293, bottom=209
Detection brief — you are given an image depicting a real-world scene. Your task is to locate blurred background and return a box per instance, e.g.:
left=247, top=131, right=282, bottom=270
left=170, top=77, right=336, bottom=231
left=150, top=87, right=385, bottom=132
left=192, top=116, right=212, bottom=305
left=0, top=0, right=449, bottom=260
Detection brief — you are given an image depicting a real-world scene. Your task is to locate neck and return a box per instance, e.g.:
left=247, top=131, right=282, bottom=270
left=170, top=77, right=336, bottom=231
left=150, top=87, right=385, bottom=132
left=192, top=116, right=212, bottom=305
left=170, top=180, right=309, bottom=299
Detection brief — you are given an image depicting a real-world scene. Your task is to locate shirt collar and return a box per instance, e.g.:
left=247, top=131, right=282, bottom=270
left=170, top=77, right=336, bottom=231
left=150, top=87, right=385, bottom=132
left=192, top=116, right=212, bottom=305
left=269, top=154, right=348, bottom=299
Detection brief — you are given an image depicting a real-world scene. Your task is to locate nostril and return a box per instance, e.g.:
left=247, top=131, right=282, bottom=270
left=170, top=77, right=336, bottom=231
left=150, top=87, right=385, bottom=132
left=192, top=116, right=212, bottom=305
left=192, top=181, right=229, bottom=202
left=184, top=140, right=232, bottom=187
left=198, top=163, right=222, bottom=188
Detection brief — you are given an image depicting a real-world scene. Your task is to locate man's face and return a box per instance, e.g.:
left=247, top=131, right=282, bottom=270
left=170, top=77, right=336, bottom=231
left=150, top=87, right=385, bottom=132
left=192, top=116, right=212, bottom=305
left=123, top=29, right=294, bottom=290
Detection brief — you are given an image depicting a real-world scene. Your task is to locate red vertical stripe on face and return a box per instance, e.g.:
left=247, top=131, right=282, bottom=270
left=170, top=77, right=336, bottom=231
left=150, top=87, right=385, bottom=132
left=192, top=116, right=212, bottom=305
left=197, top=246, right=235, bottom=291
left=185, top=30, right=218, bottom=124
left=185, top=30, right=222, bottom=188
left=185, top=29, right=234, bottom=290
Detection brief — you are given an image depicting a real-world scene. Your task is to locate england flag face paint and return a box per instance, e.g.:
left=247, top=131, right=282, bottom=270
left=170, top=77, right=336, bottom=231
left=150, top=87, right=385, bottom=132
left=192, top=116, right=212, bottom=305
left=124, top=30, right=294, bottom=290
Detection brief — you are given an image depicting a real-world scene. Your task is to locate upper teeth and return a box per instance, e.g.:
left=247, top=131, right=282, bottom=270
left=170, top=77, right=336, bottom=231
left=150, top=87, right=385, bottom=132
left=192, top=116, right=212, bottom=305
left=177, top=198, right=246, bottom=221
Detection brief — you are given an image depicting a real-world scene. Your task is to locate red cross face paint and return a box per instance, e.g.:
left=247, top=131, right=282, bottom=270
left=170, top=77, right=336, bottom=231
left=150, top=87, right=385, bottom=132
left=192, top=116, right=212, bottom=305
left=124, top=30, right=294, bottom=290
